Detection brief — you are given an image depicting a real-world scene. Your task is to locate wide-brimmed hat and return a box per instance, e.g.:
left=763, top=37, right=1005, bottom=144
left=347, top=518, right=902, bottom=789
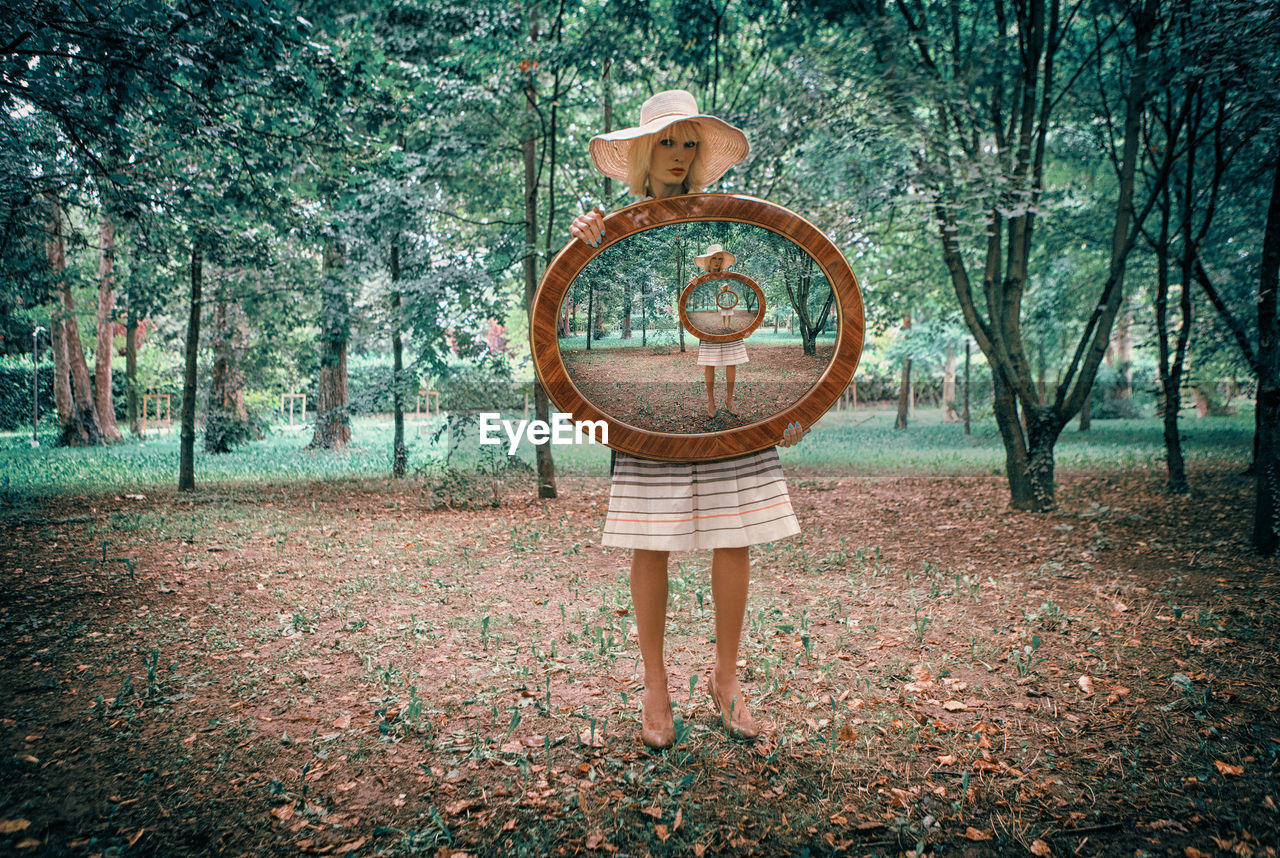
left=695, top=244, right=737, bottom=269
left=588, top=89, right=749, bottom=188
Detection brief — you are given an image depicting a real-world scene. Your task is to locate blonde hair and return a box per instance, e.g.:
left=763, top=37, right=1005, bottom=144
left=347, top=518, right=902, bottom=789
left=626, top=120, right=704, bottom=197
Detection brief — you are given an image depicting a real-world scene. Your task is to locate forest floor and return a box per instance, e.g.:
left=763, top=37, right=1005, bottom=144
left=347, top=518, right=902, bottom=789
left=1, top=463, right=1277, bottom=857
left=562, top=343, right=832, bottom=432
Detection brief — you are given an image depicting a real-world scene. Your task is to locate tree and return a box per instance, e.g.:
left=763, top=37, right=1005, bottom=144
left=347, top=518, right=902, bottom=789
left=812, top=0, right=1171, bottom=510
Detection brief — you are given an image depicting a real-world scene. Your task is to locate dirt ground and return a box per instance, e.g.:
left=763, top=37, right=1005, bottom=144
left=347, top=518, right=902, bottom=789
left=1, top=465, right=1278, bottom=857
left=563, top=343, right=832, bottom=431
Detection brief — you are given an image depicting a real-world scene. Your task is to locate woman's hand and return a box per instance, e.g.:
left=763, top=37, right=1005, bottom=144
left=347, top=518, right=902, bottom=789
left=569, top=207, right=605, bottom=247
left=779, top=420, right=809, bottom=448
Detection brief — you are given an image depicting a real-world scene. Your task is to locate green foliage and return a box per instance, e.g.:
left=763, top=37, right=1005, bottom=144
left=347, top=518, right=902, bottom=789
left=0, top=359, right=55, bottom=432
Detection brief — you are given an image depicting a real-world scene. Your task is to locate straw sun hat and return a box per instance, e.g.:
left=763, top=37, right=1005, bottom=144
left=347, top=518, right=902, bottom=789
left=695, top=244, right=737, bottom=269
left=588, top=89, right=750, bottom=188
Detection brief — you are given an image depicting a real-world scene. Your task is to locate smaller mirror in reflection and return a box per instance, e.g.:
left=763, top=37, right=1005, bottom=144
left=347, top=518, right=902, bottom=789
left=558, top=222, right=836, bottom=434
left=681, top=272, right=764, bottom=339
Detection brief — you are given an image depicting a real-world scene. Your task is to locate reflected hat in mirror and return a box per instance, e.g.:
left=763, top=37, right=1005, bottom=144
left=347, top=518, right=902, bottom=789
left=695, top=244, right=737, bottom=269
left=588, top=89, right=750, bottom=188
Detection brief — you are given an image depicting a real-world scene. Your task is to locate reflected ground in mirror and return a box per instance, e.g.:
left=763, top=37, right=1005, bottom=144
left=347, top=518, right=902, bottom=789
left=558, top=222, right=836, bottom=434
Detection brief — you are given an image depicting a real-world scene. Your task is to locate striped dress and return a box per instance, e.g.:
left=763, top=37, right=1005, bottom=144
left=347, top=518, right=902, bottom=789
left=602, top=449, right=800, bottom=551
left=697, top=339, right=749, bottom=366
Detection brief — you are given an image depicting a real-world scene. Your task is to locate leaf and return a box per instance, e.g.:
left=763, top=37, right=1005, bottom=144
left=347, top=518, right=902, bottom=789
left=1183, top=848, right=1212, bottom=858
left=1077, top=676, right=1094, bottom=695
left=585, top=830, right=605, bottom=849
left=0, top=820, right=30, bottom=834
left=642, top=806, right=662, bottom=819
left=334, top=837, right=367, bottom=853
left=964, top=827, right=993, bottom=840
left=333, top=714, right=351, bottom=729
left=1214, top=760, right=1243, bottom=776
left=1031, top=839, right=1051, bottom=855
left=271, top=804, right=294, bottom=822
left=943, top=700, right=967, bottom=711
left=578, top=727, right=605, bottom=748
left=655, top=824, right=670, bottom=843
left=935, top=754, right=958, bottom=765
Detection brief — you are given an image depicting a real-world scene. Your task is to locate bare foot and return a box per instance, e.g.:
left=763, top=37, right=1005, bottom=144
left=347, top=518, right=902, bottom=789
left=640, top=680, right=675, bottom=749
left=709, top=667, right=759, bottom=740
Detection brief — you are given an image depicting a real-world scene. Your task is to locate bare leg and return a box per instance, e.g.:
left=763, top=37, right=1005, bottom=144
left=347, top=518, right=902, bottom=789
left=631, top=548, right=674, bottom=746
left=724, top=365, right=737, bottom=414
left=704, top=365, right=717, bottom=416
left=710, top=546, right=757, bottom=736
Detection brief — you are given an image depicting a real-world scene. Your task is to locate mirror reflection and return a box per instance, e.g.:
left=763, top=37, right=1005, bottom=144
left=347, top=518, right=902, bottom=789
left=682, top=275, right=763, bottom=338
left=557, top=221, right=837, bottom=434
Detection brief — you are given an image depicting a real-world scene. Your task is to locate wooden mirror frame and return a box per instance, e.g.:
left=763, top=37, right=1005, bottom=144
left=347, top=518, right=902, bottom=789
left=678, top=271, right=766, bottom=343
left=531, top=193, right=865, bottom=462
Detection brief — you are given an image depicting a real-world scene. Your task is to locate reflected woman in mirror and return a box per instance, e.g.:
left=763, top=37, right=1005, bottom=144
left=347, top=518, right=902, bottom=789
left=692, top=244, right=748, bottom=417
left=569, top=90, right=807, bottom=749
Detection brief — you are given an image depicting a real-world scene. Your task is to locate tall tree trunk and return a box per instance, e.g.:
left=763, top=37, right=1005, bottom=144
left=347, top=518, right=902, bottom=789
left=391, top=242, right=407, bottom=478
left=524, top=77, right=556, bottom=499
left=94, top=207, right=122, bottom=440
left=895, top=314, right=912, bottom=430
left=126, top=296, right=140, bottom=435
left=46, top=195, right=104, bottom=447
left=1253, top=154, right=1280, bottom=555
left=179, top=243, right=202, bottom=491
left=309, top=236, right=352, bottom=449
left=205, top=284, right=248, bottom=453
left=44, top=195, right=75, bottom=440
left=963, top=340, right=971, bottom=435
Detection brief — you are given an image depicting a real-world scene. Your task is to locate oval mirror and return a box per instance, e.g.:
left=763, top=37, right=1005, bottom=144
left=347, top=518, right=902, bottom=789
left=531, top=194, right=864, bottom=462
left=678, top=272, right=766, bottom=342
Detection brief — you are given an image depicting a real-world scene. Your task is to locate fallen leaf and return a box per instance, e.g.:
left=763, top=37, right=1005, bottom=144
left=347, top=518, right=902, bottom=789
left=943, top=700, right=967, bottom=711
left=0, top=820, right=31, bottom=834
left=829, top=813, right=848, bottom=825
left=333, top=714, right=351, bottom=729
left=1184, top=847, right=1212, bottom=858
left=911, top=664, right=932, bottom=682
left=642, top=806, right=662, bottom=820
left=271, top=804, right=294, bottom=822
left=1113, top=601, right=1129, bottom=613
left=673, top=807, right=682, bottom=832
left=693, top=845, right=706, bottom=858
left=838, top=724, right=856, bottom=742
left=1031, top=839, right=1051, bottom=855
left=965, top=827, right=993, bottom=841
left=585, top=830, right=605, bottom=849
left=1077, top=676, right=1094, bottom=695
left=935, top=754, right=958, bottom=765
left=578, top=727, right=605, bottom=748
left=655, top=824, right=670, bottom=843
left=334, top=837, right=367, bottom=853
left=15, top=839, right=39, bottom=849
left=1214, top=760, right=1244, bottom=776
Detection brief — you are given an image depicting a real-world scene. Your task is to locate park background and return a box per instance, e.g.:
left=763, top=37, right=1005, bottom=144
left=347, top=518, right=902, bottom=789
left=1, top=1, right=1278, bottom=856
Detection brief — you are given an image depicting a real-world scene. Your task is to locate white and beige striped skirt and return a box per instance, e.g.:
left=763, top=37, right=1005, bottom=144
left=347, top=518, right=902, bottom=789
left=697, top=339, right=749, bottom=366
left=602, top=448, right=800, bottom=551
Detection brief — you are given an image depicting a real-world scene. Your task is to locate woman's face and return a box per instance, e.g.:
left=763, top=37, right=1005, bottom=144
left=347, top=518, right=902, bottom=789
left=648, top=130, right=698, bottom=197
left=707, top=255, right=724, bottom=273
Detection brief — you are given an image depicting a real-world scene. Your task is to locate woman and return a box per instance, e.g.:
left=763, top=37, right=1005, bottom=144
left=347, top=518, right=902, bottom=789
left=570, top=90, right=807, bottom=749
left=692, top=244, right=748, bottom=416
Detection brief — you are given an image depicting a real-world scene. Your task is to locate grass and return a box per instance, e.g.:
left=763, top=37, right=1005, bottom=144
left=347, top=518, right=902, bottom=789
left=0, top=407, right=1253, bottom=499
